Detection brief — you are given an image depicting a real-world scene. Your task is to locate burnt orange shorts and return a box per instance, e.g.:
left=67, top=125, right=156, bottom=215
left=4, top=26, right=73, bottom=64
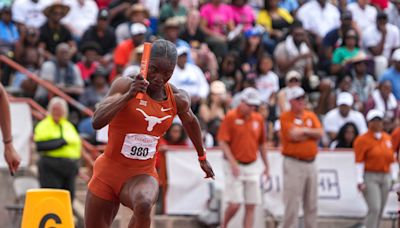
left=88, top=154, right=158, bottom=202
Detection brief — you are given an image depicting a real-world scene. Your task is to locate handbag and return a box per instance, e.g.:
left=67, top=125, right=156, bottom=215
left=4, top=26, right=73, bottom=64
left=36, top=123, right=67, bottom=152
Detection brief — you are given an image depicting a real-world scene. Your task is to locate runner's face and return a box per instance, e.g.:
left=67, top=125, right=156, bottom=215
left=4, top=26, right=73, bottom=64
left=147, top=57, right=174, bottom=90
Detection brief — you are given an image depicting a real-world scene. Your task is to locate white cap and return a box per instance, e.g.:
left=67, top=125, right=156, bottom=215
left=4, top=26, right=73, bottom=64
left=392, top=48, right=400, bottom=61
left=177, top=46, right=189, bottom=56
left=287, top=86, right=305, bottom=101
left=337, top=92, right=354, bottom=106
left=241, top=87, right=261, bottom=106
left=285, top=70, right=301, bottom=83
left=366, top=109, right=384, bottom=121
left=130, top=23, right=147, bottom=36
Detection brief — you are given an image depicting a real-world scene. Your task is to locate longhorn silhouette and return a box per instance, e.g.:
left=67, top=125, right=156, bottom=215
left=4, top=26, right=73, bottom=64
left=136, top=108, right=172, bottom=131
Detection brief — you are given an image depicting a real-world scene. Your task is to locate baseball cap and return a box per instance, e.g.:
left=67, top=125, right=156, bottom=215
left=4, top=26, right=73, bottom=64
left=285, top=70, right=301, bottom=83
left=241, top=87, right=261, bottom=106
left=98, top=9, right=109, bottom=20
left=130, top=23, right=147, bottom=36
left=287, top=86, right=305, bottom=101
left=337, top=92, right=354, bottom=106
left=366, top=109, right=384, bottom=121
left=177, top=46, right=189, bottom=56
left=392, top=48, right=400, bottom=61
left=377, top=12, right=388, bottom=20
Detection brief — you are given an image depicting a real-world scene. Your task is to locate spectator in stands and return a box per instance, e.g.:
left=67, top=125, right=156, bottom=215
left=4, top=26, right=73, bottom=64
left=347, top=0, right=377, bottom=34
left=240, top=28, right=265, bottom=76
left=330, top=29, right=361, bottom=76
left=162, top=123, right=189, bottom=146
left=169, top=46, right=209, bottom=113
left=0, top=83, right=21, bottom=175
left=180, top=9, right=218, bottom=80
left=80, top=9, right=116, bottom=64
left=0, top=7, right=19, bottom=54
left=385, top=0, right=400, bottom=29
left=62, top=0, right=98, bottom=40
left=274, top=21, right=314, bottom=81
left=76, top=42, right=101, bottom=83
left=115, top=3, right=150, bottom=44
left=12, top=48, right=40, bottom=97
left=219, top=51, right=243, bottom=94
left=296, top=0, right=340, bottom=41
left=280, top=86, right=323, bottom=228
left=349, top=52, right=376, bottom=111
left=365, top=80, right=399, bottom=133
left=78, top=67, right=109, bottom=141
left=11, top=0, right=50, bottom=29
left=322, top=11, right=357, bottom=71
left=107, top=0, right=132, bottom=28
left=255, top=54, right=279, bottom=104
left=200, top=0, right=234, bottom=60
left=218, top=87, right=269, bottom=228
left=230, top=0, right=255, bottom=32
left=199, top=80, right=230, bottom=145
left=354, top=109, right=398, bottom=228
left=112, top=23, right=146, bottom=80
left=363, top=12, right=400, bottom=78
left=163, top=17, right=192, bottom=63
left=38, top=1, right=77, bottom=60
left=380, top=48, right=400, bottom=100
left=14, top=27, right=42, bottom=65
left=35, top=43, right=84, bottom=105
left=277, top=70, right=301, bottom=114
left=323, top=92, right=367, bottom=146
left=257, top=0, right=293, bottom=51
left=34, top=97, right=81, bottom=201
left=330, top=122, right=359, bottom=149
left=159, top=0, right=187, bottom=24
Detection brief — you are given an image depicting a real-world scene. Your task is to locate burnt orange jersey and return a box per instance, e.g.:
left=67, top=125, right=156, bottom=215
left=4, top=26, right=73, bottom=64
left=88, top=83, right=177, bottom=202
left=105, top=83, right=177, bottom=166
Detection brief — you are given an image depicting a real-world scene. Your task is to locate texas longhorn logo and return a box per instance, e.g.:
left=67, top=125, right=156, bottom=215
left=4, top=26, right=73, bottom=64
left=136, top=108, right=172, bottom=131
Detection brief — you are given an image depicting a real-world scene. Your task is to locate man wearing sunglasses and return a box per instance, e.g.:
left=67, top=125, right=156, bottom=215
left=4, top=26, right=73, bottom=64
left=279, top=86, right=323, bottom=228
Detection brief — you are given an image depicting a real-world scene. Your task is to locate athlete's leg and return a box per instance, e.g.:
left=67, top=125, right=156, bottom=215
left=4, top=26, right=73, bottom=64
left=119, top=175, right=159, bottom=228
left=85, top=190, right=120, bottom=228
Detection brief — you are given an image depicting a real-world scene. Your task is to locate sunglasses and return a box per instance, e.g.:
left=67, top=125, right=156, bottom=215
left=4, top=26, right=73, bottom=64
left=294, top=96, right=305, bottom=101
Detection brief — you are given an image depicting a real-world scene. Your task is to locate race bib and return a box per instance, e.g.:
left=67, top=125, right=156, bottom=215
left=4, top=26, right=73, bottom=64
left=121, top=133, right=159, bottom=160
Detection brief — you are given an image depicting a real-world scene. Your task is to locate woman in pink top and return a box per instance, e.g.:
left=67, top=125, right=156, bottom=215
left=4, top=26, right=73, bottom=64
left=230, top=0, right=255, bottom=31
left=200, top=0, right=234, bottom=59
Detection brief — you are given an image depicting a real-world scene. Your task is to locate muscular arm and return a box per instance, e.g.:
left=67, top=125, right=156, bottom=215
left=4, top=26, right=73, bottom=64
left=0, top=85, right=12, bottom=143
left=172, top=84, right=214, bottom=178
left=92, top=75, right=147, bottom=129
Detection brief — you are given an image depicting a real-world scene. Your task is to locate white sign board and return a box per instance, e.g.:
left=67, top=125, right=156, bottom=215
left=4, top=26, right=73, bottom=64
left=0, top=102, right=33, bottom=168
left=166, top=149, right=398, bottom=218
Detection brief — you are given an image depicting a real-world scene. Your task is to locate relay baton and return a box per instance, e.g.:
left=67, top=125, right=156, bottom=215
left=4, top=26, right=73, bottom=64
left=136, top=42, right=152, bottom=99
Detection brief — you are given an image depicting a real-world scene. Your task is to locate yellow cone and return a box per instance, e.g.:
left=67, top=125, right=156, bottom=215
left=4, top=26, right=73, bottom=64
left=21, top=189, right=74, bottom=228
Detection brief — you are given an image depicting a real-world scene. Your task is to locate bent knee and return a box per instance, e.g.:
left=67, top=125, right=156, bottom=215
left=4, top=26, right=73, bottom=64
left=134, top=198, right=154, bottom=217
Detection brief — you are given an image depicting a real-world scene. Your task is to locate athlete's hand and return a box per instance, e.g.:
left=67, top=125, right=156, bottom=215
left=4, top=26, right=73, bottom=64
left=199, top=159, right=215, bottom=179
left=4, top=143, right=20, bottom=176
left=126, top=74, right=149, bottom=99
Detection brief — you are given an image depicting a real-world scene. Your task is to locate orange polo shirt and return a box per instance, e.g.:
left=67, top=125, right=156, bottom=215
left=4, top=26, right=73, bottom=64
left=217, top=109, right=266, bottom=163
left=280, top=110, right=322, bottom=160
left=391, top=127, right=400, bottom=156
left=354, top=131, right=395, bottom=173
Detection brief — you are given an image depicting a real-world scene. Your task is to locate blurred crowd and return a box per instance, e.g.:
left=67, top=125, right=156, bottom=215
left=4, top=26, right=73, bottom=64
left=0, top=0, right=399, bottom=150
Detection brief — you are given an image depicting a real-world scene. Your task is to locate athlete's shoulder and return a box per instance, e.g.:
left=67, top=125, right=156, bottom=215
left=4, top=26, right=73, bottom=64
left=169, top=83, right=190, bottom=113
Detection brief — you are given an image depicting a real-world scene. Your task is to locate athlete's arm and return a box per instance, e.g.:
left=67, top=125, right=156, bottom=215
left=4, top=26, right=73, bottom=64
left=172, top=84, right=215, bottom=179
left=0, top=84, right=20, bottom=175
left=92, top=75, right=148, bottom=130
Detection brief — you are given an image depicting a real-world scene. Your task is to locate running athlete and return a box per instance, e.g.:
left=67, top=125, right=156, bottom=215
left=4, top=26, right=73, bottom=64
left=85, top=39, right=215, bottom=228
